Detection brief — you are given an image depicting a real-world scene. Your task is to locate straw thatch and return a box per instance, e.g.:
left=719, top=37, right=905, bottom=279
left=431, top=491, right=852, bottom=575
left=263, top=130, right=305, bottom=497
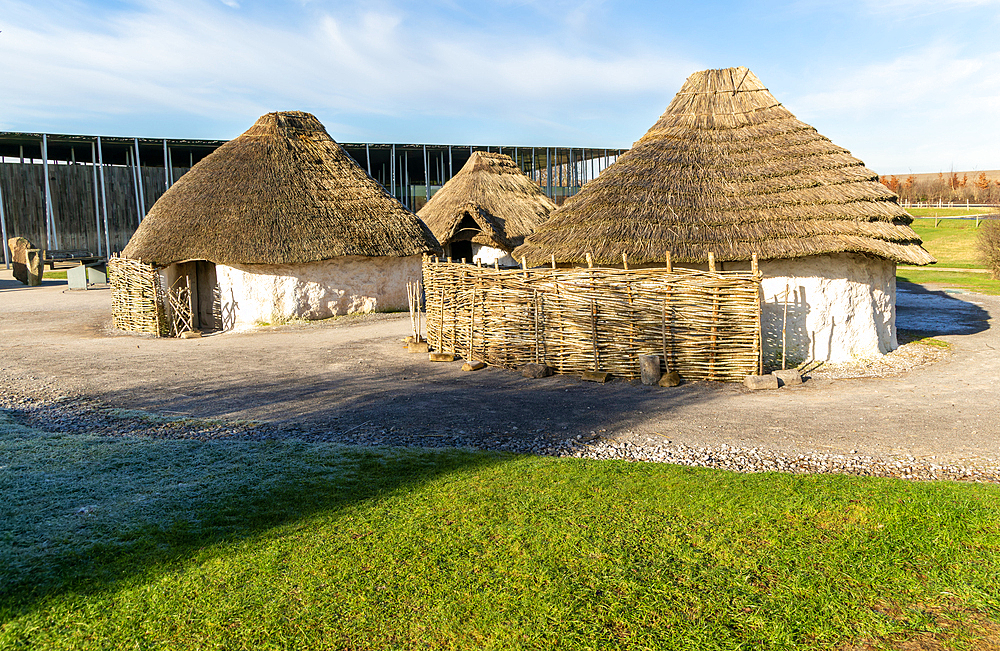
left=123, top=111, right=440, bottom=267
left=513, top=67, right=934, bottom=267
left=418, top=152, right=555, bottom=252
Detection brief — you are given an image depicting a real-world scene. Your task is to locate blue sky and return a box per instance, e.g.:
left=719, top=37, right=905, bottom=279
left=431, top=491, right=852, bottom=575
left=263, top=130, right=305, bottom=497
left=1, top=0, right=999, bottom=173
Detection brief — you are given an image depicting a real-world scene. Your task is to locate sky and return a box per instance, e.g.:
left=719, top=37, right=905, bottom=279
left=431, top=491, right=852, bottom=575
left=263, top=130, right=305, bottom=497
left=1, top=0, right=999, bottom=174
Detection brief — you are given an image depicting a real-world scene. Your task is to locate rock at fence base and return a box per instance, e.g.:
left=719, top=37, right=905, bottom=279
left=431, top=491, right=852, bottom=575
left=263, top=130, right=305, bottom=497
left=180, top=330, right=202, bottom=339
left=772, top=368, right=803, bottom=387
left=639, top=355, right=661, bottom=385
left=581, top=370, right=610, bottom=383
left=744, top=374, right=779, bottom=390
left=521, top=363, right=552, bottom=378
left=408, top=341, right=429, bottom=353
left=429, top=352, right=456, bottom=362
left=659, top=371, right=681, bottom=387
left=462, top=360, right=486, bottom=371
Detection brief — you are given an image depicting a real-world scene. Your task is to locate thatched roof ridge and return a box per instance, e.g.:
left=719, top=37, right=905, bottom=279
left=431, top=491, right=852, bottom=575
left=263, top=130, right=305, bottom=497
left=123, top=111, right=440, bottom=267
left=418, top=151, right=555, bottom=252
left=512, top=67, right=934, bottom=267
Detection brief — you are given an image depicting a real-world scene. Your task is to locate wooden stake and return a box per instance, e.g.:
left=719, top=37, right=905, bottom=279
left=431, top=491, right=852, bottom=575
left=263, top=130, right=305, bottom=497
left=622, top=252, right=629, bottom=271
left=550, top=253, right=556, bottom=269
left=586, top=252, right=593, bottom=269
left=708, top=251, right=716, bottom=273
left=751, top=252, right=759, bottom=277
left=666, top=251, right=672, bottom=273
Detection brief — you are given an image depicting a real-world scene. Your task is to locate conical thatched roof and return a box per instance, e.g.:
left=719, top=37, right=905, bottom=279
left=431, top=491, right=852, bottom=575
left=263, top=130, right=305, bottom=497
left=513, top=67, right=934, bottom=267
left=417, top=152, right=555, bottom=252
left=123, top=111, right=440, bottom=267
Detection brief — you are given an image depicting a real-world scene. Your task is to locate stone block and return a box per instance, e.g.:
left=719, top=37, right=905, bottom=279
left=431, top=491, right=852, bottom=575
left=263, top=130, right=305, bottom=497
left=581, top=370, right=610, bottom=383
left=659, top=370, right=681, bottom=387
left=67, top=264, right=89, bottom=290
left=521, top=362, right=552, bottom=378
left=408, top=341, right=429, bottom=353
left=8, top=237, right=37, bottom=285
left=429, top=352, right=456, bottom=362
left=639, top=355, right=661, bottom=385
left=744, top=374, right=779, bottom=390
left=180, top=330, right=202, bottom=339
left=461, top=360, right=486, bottom=371
left=26, top=249, right=42, bottom=286
left=772, top=368, right=803, bottom=387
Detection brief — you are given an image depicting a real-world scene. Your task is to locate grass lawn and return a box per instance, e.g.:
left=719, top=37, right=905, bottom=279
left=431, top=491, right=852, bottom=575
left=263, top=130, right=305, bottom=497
left=897, top=217, right=1000, bottom=294
left=907, top=207, right=996, bottom=218
left=2, top=411, right=999, bottom=650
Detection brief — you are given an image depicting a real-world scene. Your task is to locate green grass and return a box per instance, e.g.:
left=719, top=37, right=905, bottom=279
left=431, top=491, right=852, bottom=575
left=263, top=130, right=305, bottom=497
left=1, top=411, right=999, bottom=650
left=42, top=270, right=67, bottom=280
left=907, top=207, right=995, bottom=218
left=897, top=269, right=1000, bottom=295
left=908, top=218, right=986, bottom=268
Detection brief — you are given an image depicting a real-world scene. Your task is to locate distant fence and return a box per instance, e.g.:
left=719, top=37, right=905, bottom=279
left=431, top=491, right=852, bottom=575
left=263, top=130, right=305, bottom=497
left=422, top=259, right=762, bottom=382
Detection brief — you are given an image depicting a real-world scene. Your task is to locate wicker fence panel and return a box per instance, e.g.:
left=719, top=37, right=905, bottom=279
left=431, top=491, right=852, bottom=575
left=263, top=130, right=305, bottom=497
left=423, top=259, right=761, bottom=382
left=109, top=255, right=168, bottom=336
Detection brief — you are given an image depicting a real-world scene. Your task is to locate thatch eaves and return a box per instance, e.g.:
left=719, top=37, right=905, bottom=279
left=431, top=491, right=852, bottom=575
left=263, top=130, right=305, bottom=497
left=418, top=151, right=556, bottom=252
left=123, top=111, right=440, bottom=267
left=512, top=67, right=934, bottom=267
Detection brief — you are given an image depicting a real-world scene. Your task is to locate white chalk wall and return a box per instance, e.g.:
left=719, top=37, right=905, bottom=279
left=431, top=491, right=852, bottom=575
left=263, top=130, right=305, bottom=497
left=215, top=255, right=422, bottom=329
left=757, top=253, right=896, bottom=367
left=472, top=244, right=516, bottom=267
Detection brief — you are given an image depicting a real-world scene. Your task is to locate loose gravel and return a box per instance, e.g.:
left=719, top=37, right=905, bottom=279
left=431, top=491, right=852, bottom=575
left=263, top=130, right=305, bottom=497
left=3, top=375, right=997, bottom=485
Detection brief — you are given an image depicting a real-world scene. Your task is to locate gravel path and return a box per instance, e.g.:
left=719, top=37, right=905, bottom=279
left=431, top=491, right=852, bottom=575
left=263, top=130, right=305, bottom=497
left=1, top=271, right=999, bottom=482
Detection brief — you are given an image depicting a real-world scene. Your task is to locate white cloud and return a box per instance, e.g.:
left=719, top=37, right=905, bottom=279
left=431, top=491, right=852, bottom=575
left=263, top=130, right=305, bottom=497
left=0, top=0, right=696, bottom=141
left=789, top=45, right=1000, bottom=171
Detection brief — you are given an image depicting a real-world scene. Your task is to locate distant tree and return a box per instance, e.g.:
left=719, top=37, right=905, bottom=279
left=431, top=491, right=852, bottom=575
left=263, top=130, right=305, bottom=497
left=973, top=172, right=990, bottom=202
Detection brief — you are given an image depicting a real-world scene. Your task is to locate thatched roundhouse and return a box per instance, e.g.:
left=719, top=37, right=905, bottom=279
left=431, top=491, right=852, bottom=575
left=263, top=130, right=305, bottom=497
left=418, top=151, right=555, bottom=266
left=121, top=111, right=440, bottom=331
left=513, top=67, right=934, bottom=366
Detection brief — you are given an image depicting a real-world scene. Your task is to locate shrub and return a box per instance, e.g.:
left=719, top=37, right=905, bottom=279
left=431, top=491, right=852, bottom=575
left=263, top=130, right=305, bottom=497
left=976, top=218, right=1000, bottom=278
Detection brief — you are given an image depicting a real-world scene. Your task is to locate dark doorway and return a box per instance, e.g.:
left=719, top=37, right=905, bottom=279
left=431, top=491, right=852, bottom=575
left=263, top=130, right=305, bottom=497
left=449, top=240, right=473, bottom=263
left=194, top=261, right=222, bottom=332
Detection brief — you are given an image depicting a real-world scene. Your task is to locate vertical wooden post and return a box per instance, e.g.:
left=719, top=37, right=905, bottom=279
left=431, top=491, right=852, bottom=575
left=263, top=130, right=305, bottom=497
left=666, top=251, right=672, bottom=273
left=622, top=252, right=629, bottom=270
left=586, top=252, right=593, bottom=269
left=708, top=251, right=716, bottom=273
left=551, top=254, right=556, bottom=269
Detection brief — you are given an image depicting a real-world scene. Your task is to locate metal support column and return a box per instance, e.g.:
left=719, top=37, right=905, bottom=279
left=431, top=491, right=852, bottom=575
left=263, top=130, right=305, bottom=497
left=546, top=148, right=552, bottom=199
left=97, top=136, right=111, bottom=256
left=390, top=144, right=396, bottom=199
left=42, top=134, right=59, bottom=249
left=0, top=173, right=9, bottom=269
left=128, top=148, right=142, bottom=226
left=133, top=138, right=146, bottom=221
left=91, top=142, right=102, bottom=256
left=448, top=146, right=453, bottom=178
left=423, top=144, right=429, bottom=204
left=365, top=144, right=371, bottom=176
left=404, top=151, right=410, bottom=209
left=531, top=147, right=535, bottom=181
left=163, top=139, right=170, bottom=189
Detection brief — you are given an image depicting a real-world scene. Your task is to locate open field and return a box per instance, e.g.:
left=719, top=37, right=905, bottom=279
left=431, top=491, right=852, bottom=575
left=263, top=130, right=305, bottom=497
left=2, top=413, right=999, bottom=650
left=3, top=269, right=1000, bottom=648
left=908, top=207, right=997, bottom=218
left=898, top=217, right=1000, bottom=294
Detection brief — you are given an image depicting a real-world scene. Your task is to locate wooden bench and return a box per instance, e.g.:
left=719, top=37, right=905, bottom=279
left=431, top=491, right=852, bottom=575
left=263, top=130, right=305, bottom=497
left=43, top=249, right=105, bottom=270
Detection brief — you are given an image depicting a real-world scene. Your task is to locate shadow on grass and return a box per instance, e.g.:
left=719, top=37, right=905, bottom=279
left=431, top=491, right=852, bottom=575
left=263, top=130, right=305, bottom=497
left=0, top=422, right=506, bottom=620
left=896, top=280, right=991, bottom=338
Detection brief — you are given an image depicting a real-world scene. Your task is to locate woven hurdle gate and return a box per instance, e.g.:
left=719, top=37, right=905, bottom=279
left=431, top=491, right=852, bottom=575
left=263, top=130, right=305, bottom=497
left=422, top=258, right=761, bottom=382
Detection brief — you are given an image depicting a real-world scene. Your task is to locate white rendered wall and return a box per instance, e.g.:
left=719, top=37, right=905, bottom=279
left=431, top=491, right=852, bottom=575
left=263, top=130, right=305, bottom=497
left=472, top=244, right=516, bottom=267
left=756, top=253, right=897, bottom=367
left=214, top=255, right=422, bottom=330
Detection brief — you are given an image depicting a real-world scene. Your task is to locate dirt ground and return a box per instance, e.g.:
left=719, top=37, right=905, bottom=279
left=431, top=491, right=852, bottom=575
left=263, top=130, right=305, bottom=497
left=1, top=268, right=997, bottom=466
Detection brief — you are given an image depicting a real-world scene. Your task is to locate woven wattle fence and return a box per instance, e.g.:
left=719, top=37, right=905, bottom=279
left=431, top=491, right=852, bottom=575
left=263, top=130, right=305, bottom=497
left=109, top=255, right=169, bottom=336
left=422, top=258, right=762, bottom=382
